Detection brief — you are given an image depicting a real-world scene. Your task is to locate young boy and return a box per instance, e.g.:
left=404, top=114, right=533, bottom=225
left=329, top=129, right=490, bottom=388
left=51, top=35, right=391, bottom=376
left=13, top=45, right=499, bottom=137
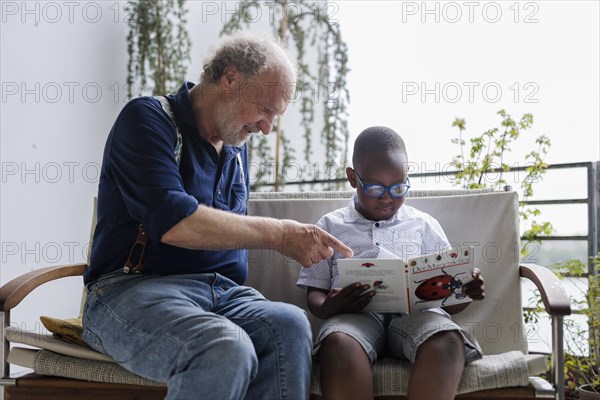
left=297, top=126, right=485, bottom=399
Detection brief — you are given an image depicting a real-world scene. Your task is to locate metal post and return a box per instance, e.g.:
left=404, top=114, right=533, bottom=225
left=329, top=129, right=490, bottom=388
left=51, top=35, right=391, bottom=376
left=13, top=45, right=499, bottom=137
left=587, top=161, right=599, bottom=269
left=1, top=311, right=9, bottom=379
left=552, top=315, right=565, bottom=400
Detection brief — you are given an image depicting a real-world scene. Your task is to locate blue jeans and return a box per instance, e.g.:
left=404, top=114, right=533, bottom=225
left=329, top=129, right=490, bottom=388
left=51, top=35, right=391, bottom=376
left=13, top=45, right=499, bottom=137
left=82, top=270, right=312, bottom=400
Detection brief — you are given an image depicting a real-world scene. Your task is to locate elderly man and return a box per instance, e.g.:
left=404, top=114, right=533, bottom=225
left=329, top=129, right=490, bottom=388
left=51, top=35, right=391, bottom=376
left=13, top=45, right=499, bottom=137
left=82, top=32, right=352, bottom=400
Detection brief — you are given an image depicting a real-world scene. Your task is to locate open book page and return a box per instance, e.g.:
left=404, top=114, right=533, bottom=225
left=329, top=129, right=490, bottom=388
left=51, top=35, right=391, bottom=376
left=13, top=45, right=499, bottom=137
left=337, top=246, right=475, bottom=313
left=409, top=246, right=475, bottom=312
left=337, top=246, right=410, bottom=313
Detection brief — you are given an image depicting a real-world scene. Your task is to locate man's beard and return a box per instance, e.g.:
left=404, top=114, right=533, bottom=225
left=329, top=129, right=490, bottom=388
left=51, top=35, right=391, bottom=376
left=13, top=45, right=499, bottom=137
left=216, top=97, right=259, bottom=147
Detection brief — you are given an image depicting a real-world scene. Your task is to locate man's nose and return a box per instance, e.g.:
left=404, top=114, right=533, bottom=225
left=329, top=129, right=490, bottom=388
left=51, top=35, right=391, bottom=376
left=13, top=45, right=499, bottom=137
left=259, top=114, right=276, bottom=135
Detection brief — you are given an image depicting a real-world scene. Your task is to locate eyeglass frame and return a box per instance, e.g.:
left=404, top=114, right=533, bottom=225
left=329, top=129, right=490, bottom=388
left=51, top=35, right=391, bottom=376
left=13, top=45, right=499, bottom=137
left=352, top=169, right=411, bottom=199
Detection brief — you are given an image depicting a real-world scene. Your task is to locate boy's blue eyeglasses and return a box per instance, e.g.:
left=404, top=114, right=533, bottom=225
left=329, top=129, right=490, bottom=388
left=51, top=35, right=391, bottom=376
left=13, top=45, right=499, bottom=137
left=353, top=170, right=411, bottom=199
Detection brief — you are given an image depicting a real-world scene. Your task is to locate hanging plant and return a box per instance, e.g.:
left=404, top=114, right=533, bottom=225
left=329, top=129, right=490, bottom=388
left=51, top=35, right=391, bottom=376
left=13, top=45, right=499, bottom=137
left=221, top=0, right=350, bottom=191
left=126, top=0, right=191, bottom=97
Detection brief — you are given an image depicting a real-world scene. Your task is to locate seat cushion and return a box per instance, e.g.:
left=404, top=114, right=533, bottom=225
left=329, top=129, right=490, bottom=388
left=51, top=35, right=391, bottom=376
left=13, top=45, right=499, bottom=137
left=311, top=351, right=530, bottom=396
left=9, top=347, right=165, bottom=387
left=8, top=345, right=530, bottom=395
left=4, top=326, right=113, bottom=362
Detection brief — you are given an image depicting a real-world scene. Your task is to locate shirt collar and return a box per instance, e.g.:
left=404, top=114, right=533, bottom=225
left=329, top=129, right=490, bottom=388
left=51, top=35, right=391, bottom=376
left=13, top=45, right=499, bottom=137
left=171, top=81, right=198, bottom=132
left=343, top=194, right=405, bottom=224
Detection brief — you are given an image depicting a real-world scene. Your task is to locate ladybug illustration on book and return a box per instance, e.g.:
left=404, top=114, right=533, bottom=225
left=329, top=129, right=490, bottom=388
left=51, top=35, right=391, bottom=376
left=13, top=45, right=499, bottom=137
left=413, top=268, right=468, bottom=305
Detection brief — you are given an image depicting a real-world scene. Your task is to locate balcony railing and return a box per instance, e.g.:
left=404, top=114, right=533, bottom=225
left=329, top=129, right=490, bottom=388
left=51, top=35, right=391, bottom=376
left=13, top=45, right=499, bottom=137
left=256, top=161, right=599, bottom=275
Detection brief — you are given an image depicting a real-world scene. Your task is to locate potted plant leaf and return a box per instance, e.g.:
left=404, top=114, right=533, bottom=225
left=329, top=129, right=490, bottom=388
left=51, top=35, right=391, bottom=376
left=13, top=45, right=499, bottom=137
left=577, top=254, right=600, bottom=398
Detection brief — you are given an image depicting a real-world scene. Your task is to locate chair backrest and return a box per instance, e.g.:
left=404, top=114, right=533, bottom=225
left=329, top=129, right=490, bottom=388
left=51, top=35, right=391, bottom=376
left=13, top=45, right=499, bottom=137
left=246, top=190, right=526, bottom=355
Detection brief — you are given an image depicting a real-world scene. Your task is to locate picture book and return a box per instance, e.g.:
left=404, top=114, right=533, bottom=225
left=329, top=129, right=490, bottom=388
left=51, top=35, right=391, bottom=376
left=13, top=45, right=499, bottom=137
left=337, top=246, right=475, bottom=313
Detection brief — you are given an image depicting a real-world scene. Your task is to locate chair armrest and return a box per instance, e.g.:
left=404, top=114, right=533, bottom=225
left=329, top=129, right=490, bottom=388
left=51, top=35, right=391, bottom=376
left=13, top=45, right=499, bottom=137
left=519, top=263, right=571, bottom=316
left=0, top=264, right=87, bottom=312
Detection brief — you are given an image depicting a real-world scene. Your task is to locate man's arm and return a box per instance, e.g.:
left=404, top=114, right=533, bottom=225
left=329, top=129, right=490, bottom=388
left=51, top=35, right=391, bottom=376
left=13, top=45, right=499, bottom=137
left=161, top=204, right=353, bottom=267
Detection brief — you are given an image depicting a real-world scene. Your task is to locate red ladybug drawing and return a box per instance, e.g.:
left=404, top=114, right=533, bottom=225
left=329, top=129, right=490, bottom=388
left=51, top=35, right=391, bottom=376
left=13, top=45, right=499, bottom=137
left=413, top=268, right=467, bottom=305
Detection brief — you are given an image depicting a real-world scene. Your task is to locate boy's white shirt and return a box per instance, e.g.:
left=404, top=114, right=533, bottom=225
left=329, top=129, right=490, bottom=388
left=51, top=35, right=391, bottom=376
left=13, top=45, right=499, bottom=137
left=297, top=196, right=451, bottom=290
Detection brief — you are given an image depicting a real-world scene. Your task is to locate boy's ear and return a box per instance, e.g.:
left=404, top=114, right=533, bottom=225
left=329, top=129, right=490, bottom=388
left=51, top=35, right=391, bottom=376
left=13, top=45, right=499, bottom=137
left=346, top=167, right=358, bottom=189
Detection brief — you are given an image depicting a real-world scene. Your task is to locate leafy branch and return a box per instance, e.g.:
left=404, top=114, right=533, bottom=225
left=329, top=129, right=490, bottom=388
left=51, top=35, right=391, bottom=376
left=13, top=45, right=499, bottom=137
left=126, top=0, right=191, bottom=97
left=450, top=110, right=552, bottom=256
left=222, top=0, right=350, bottom=190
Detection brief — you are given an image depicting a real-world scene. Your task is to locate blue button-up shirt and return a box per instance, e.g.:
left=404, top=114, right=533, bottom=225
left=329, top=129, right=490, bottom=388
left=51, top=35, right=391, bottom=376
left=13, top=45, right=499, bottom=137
left=84, top=82, right=249, bottom=285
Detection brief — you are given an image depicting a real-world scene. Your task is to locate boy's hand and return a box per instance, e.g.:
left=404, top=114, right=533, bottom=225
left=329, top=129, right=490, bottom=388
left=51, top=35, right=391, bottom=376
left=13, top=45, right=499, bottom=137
left=309, top=283, right=374, bottom=319
left=462, top=268, right=485, bottom=300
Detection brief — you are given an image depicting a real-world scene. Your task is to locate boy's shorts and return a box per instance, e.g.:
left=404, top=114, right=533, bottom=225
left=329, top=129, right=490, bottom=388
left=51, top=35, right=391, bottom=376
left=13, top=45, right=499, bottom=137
left=314, top=308, right=483, bottom=365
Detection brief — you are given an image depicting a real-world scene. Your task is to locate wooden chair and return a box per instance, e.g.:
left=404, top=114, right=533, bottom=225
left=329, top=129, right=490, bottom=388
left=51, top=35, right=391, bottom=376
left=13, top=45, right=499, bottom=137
left=1, top=190, right=571, bottom=399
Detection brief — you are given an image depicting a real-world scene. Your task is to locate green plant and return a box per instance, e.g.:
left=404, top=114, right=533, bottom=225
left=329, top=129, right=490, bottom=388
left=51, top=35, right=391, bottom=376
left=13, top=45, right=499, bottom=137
left=126, top=0, right=191, bottom=97
left=528, top=255, right=600, bottom=397
left=561, top=255, right=599, bottom=395
left=450, top=109, right=553, bottom=255
left=221, top=0, right=350, bottom=191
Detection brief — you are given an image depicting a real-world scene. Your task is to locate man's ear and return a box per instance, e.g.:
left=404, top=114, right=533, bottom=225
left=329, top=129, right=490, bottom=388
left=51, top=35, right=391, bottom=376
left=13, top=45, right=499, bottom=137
left=221, top=65, right=238, bottom=86
left=346, top=167, right=358, bottom=188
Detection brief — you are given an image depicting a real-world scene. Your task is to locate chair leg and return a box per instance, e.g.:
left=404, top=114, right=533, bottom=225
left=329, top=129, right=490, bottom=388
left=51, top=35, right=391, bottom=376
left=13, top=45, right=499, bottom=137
left=1, top=311, right=10, bottom=380
left=552, top=315, right=565, bottom=400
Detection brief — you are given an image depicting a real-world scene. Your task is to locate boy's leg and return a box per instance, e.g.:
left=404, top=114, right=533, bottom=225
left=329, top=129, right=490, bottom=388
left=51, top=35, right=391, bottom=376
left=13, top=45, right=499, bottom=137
left=408, top=330, right=465, bottom=399
left=320, top=332, right=373, bottom=399
left=387, top=309, right=482, bottom=400
left=315, top=313, right=386, bottom=400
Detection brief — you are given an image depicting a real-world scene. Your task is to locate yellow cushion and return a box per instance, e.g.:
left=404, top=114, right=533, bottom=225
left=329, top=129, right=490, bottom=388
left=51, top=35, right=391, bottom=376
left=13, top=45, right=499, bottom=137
left=40, top=315, right=87, bottom=347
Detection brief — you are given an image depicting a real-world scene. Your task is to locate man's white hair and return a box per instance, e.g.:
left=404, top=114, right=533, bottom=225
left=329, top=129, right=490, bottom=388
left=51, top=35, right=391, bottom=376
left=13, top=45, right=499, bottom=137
left=200, top=31, right=296, bottom=84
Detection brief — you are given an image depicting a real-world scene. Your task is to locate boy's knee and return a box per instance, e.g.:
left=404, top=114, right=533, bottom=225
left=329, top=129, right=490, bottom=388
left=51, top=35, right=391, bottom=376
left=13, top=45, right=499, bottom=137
left=420, top=330, right=465, bottom=360
left=423, top=331, right=465, bottom=359
left=322, top=332, right=362, bottom=352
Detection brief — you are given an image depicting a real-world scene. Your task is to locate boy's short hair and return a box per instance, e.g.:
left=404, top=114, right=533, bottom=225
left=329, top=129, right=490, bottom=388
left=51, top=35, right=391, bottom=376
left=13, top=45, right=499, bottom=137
left=352, top=126, right=407, bottom=168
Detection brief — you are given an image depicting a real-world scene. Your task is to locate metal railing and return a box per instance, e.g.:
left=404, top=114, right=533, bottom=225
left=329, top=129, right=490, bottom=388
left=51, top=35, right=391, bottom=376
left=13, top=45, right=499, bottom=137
left=256, top=161, right=600, bottom=275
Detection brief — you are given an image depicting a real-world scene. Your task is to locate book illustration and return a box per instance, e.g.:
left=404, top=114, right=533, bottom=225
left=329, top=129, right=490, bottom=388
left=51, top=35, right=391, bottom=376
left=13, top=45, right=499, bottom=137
left=408, top=247, right=473, bottom=312
left=337, top=246, right=474, bottom=313
left=372, top=280, right=390, bottom=292
left=413, top=268, right=468, bottom=306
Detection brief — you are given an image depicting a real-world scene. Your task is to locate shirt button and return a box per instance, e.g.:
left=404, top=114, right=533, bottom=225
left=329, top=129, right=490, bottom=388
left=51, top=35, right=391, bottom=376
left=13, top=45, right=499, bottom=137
left=375, top=223, right=380, bottom=227
left=375, top=242, right=380, bottom=246
left=218, top=189, right=222, bottom=195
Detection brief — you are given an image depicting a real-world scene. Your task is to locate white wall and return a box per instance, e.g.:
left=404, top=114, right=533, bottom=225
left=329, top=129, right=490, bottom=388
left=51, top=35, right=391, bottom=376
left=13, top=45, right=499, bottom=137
left=1, top=1, right=136, bottom=364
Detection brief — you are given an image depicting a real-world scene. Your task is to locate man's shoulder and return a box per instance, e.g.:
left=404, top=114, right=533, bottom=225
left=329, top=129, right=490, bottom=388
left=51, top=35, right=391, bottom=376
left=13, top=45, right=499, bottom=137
left=114, top=96, right=175, bottom=137
left=120, top=96, right=163, bottom=117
